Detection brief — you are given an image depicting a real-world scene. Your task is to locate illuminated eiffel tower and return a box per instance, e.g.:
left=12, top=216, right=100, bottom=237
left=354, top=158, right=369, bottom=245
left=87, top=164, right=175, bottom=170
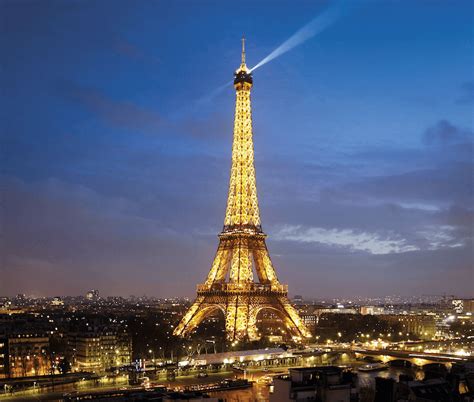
left=174, top=39, right=310, bottom=342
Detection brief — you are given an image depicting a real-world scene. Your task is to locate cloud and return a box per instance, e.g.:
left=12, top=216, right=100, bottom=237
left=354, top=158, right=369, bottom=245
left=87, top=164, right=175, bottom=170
left=179, top=112, right=231, bottom=140
left=57, top=82, right=163, bottom=132
left=455, top=81, right=474, bottom=104
left=273, top=225, right=419, bottom=255
left=273, top=223, right=468, bottom=256
left=416, top=225, right=464, bottom=250
left=55, top=81, right=232, bottom=142
left=112, top=39, right=161, bottom=66
left=2, top=111, right=472, bottom=297
left=423, top=119, right=472, bottom=146
left=0, top=175, right=216, bottom=297
left=397, top=202, right=440, bottom=212
left=336, top=120, right=473, bottom=209
left=344, top=163, right=473, bottom=208
left=350, top=121, right=473, bottom=168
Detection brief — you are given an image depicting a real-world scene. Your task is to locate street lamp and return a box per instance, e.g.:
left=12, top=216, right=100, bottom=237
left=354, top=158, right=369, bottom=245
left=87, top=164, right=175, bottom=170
left=148, top=349, right=156, bottom=374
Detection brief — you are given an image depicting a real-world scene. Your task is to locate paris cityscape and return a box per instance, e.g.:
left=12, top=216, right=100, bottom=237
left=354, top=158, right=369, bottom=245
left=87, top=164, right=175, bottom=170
left=1, top=1, right=473, bottom=401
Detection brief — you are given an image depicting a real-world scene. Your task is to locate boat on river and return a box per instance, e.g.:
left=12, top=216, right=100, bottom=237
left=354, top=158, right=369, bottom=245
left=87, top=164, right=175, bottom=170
left=358, top=362, right=389, bottom=372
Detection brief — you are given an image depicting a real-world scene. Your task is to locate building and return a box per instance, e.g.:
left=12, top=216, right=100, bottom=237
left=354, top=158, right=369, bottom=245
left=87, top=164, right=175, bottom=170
left=379, top=314, right=436, bottom=340
left=85, top=290, right=100, bottom=301
left=271, top=366, right=355, bottom=402
left=68, top=327, right=131, bottom=372
left=300, top=314, right=318, bottom=331
left=70, top=332, right=101, bottom=371
left=51, top=297, right=64, bottom=306
left=6, top=335, right=50, bottom=377
left=293, top=295, right=304, bottom=305
left=360, top=306, right=385, bottom=315
left=452, top=299, right=464, bottom=314
left=313, top=306, right=358, bottom=316
left=0, top=338, right=7, bottom=378
left=373, top=374, right=471, bottom=401
left=453, top=299, right=474, bottom=315
left=189, top=348, right=298, bottom=368
left=403, top=379, right=455, bottom=401
left=463, top=299, right=474, bottom=314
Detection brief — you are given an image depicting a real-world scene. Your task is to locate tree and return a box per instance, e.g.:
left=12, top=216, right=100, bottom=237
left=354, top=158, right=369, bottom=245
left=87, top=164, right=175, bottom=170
left=20, top=355, right=28, bottom=377
left=58, top=358, right=71, bottom=375
left=33, top=356, right=41, bottom=376
left=315, top=313, right=411, bottom=343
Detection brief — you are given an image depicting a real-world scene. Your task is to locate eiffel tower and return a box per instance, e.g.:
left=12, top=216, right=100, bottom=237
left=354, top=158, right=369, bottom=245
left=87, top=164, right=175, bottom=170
left=174, top=38, right=311, bottom=342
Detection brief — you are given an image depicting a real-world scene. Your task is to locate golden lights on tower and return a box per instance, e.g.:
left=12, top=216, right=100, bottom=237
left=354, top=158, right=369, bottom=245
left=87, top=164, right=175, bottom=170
left=173, top=39, right=310, bottom=342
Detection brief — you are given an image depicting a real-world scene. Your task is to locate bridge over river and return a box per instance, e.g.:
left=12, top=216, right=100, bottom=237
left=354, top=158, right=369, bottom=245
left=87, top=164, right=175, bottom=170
left=332, top=347, right=474, bottom=367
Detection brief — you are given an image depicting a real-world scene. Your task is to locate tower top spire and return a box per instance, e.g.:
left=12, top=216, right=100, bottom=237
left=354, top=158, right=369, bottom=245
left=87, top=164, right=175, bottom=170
left=234, top=36, right=252, bottom=87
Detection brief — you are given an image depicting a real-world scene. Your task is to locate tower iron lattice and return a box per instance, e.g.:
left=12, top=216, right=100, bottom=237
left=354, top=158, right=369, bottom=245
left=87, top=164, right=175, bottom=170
left=174, top=38, right=311, bottom=342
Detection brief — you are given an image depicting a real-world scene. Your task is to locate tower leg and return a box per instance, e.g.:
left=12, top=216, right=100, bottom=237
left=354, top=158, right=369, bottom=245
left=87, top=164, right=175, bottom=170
left=247, top=305, right=260, bottom=341
left=225, top=296, right=238, bottom=341
left=225, top=295, right=251, bottom=341
left=173, top=297, right=223, bottom=337
left=277, top=297, right=312, bottom=339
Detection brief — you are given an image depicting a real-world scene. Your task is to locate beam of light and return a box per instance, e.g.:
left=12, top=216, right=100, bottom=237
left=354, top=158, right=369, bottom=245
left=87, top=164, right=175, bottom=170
left=196, top=80, right=233, bottom=105
left=250, top=0, right=347, bottom=72
left=199, top=0, right=347, bottom=104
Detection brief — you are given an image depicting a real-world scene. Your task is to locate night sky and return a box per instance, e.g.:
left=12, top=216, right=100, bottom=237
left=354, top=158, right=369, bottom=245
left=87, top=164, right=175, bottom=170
left=1, top=0, right=473, bottom=298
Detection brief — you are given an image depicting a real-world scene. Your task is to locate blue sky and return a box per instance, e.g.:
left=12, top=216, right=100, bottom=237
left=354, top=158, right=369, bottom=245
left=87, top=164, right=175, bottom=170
left=1, top=0, right=473, bottom=298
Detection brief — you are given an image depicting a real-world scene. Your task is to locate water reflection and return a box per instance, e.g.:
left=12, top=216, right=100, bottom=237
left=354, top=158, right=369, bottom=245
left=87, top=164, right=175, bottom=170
left=211, top=355, right=429, bottom=402
left=357, top=366, right=424, bottom=388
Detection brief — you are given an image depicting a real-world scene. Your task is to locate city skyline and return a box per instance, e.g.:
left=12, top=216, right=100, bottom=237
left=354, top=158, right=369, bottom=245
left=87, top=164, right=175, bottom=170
left=2, top=0, right=473, bottom=298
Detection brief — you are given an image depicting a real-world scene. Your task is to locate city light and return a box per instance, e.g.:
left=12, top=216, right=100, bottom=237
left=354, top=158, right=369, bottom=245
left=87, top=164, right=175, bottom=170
left=1, top=2, right=471, bottom=400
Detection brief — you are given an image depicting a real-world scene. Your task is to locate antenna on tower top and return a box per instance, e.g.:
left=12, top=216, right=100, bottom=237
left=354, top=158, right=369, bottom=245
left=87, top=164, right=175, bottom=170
left=234, top=35, right=252, bottom=83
